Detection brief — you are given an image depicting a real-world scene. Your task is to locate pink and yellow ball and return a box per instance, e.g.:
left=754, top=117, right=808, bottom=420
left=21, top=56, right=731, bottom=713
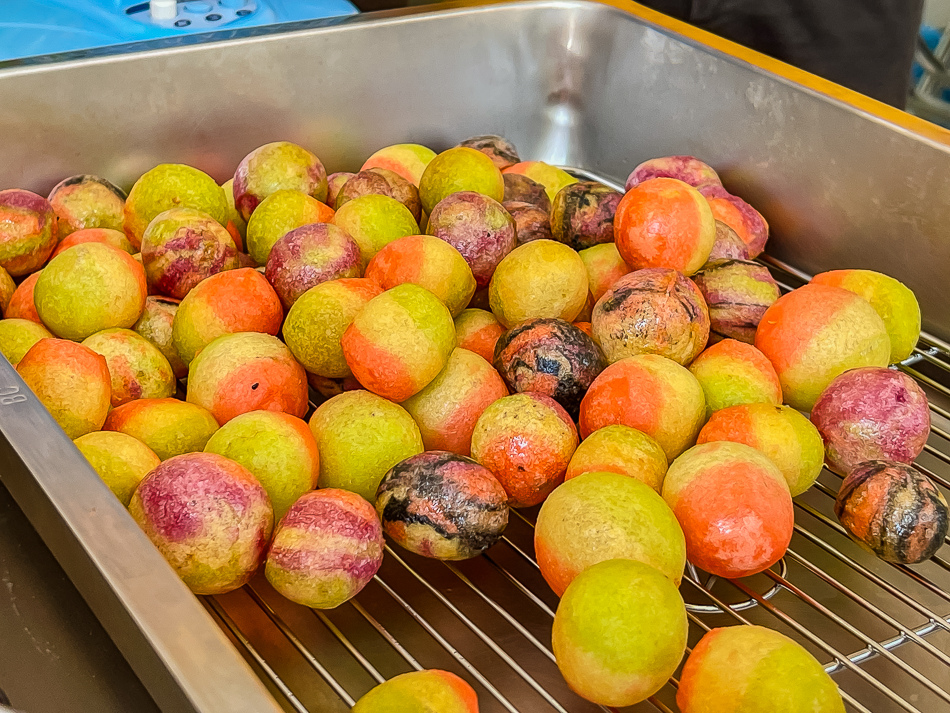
left=453, top=308, right=505, bottom=364
left=74, top=430, right=160, bottom=506
left=579, top=242, right=631, bottom=302
left=82, top=328, right=176, bottom=407
left=552, top=558, right=687, bottom=707
left=360, top=143, right=437, bottom=186
left=133, top=296, right=188, bottom=379
left=0, top=189, right=57, bottom=277
left=265, top=489, right=383, bottom=608
left=678, top=625, right=845, bottom=713
left=232, top=141, right=328, bottom=221
left=34, top=242, right=147, bottom=341
left=352, top=670, right=479, bottom=713
left=565, top=424, right=668, bottom=492
left=129, top=452, right=273, bottom=595
left=614, top=178, right=716, bottom=276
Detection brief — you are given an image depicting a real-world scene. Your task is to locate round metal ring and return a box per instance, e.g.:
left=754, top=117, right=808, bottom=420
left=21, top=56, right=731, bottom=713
left=684, top=558, right=788, bottom=614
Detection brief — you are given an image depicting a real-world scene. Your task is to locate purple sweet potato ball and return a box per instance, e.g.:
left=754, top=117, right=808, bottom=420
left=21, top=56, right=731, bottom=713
left=550, top=181, right=622, bottom=251
left=326, top=172, right=355, bottom=209
left=707, top=221, right=752, bottom=261
left=336, top=168, right=422, bottom=223
left=625, top=155, right=722, bottom=192
left=811, top=367, right=931, bottom=475
left=335, top=170, right=392, bottom=209
left=265, top=222, right=362, bottom=309
left=265, top=488, right=384, bottom=608
left=427, top=191, right=516, bottom=288
left=232, top=141, right=328, bottom=221
left=693, top=259, right=781, bottom=344
left=128, top=452, right=273, bottom=595
left=0, top=189, right=57, bottom=277
left=140, top=207, right=240, bottom=299
left=699, top=185, right=769, bottom=258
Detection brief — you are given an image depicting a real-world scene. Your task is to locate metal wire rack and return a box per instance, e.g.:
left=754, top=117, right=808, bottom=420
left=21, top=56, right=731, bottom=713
left=199, top=169, right=950, bottom=713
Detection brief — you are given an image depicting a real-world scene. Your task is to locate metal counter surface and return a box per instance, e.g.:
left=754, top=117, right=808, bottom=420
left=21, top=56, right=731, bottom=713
left=0, top=481, right=158, bottom=713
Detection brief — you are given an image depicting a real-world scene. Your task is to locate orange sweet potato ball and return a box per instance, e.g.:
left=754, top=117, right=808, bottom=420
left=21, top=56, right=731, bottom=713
left=614, top=177, right=716, bottom=276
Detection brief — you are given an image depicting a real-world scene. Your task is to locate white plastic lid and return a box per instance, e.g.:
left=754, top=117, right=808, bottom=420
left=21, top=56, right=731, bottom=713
left=150, top=0, right=178, bottom=20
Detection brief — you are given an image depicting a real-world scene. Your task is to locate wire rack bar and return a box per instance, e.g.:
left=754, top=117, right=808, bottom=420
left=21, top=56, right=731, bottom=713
left=369, top=573, right=521, bottom=713
left=383, top=546, right=572, bottom=713
left=204, top=597, right=314, bottom=712
left=482, top=552, right=557, bottom=617
left=311, top=608, right=386, bottom=684
left=348, top=600, right=424, bottom=671
left=914, top=460, right=950, bottom=492
left=783, top=548, right=950, bottom=667
left=760, top=567, right=950, bottom=705
left=798, top=498, right=950, bottom=605
left=535, top=497, right=923, bottom=713
left=241, top=586, right=361, bottom=704
left=727, top=577, right=918, bottom=713
left=911, top=348, right=950, bottom=375
left=504, top=490, right=930, bottom=713
left=679, top=576, right=874, bottom=713
left=790, top=523, right=950, bottom=635
left=811, top=478, right=950, bottom=561
left=924, top=441, right=950, bottom=466
left=442, top=562, right=556, bottom=664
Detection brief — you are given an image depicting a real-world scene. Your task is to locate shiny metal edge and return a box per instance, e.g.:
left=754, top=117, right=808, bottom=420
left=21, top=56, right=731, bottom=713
left=0, top=357, right=284, bottom=713
left=3, top=0, right=945, bottom=150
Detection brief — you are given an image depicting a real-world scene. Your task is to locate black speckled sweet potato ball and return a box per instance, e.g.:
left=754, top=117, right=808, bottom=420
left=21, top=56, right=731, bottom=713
left=835, top=460, right=948, bottom=564
left=550, top=181, right=622, bottom=250
left=494, top=317, right=607, bottom=418
left=375, top=451, right=509, bottom=560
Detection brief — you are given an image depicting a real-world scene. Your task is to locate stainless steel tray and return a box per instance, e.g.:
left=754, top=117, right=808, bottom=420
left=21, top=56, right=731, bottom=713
left=1, top=1, right=950, bottom=711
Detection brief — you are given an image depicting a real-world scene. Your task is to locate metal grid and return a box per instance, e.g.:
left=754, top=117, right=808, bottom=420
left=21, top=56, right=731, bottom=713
left=200, top=169, right=950, bottom=713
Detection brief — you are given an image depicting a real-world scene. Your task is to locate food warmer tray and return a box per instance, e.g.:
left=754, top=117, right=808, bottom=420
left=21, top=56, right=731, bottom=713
left=1, top=1, right=950, bottom=710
